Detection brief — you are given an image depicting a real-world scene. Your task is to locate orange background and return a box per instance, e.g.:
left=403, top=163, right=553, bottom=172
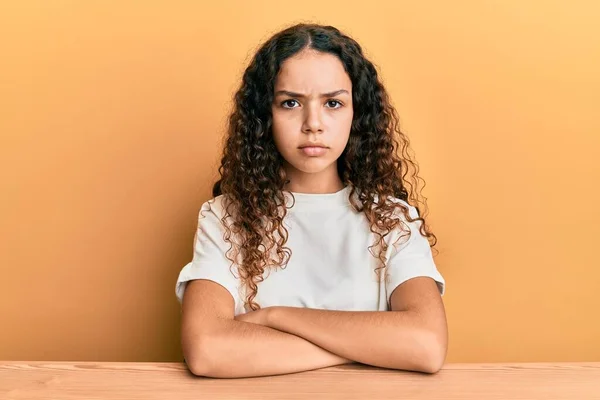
left=1, top=1, right=599, bottom=363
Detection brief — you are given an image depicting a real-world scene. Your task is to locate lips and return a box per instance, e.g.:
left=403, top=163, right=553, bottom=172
left=299, top=146, right=328, bottom=156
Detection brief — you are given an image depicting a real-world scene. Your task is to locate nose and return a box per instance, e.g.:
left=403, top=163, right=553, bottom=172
left=301, top=103, right=323, bottom=134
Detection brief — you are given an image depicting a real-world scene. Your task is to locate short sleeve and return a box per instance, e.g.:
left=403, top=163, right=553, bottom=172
left=385, top=203, right=446, bottom=306
left=175, top=200, right=241, bottom=308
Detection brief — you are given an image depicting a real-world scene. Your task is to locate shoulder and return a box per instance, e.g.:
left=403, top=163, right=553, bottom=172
left=199, top=191, right=240, bottom=218
left=389, top=197, right=421, bottom=221
left=376, top=194, right=428, bottom=250
left=196, top=194, right=236, bottom=230
left=371, top=191, right=421, bottom=221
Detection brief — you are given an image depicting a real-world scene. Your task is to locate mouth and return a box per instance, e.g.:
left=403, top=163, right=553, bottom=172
left=299, top=146, right=328, bottom=156
left=298, top=144, right=328, bottom=149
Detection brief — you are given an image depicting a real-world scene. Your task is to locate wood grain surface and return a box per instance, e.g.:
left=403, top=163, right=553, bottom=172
left=1, top=362, right=599, bottom=399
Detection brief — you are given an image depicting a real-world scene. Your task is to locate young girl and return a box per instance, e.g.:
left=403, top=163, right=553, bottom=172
left=176, top=23, right=447, bottom=378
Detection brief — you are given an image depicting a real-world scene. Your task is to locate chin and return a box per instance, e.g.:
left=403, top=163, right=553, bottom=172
left=290, top=160, right=335, bottom=174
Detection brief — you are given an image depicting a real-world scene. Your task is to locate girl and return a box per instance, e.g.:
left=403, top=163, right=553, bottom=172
left=176, top=23, right=447, bottom=378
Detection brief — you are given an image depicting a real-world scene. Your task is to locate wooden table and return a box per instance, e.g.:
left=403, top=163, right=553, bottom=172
left=1, top=362, right=599, bottom=399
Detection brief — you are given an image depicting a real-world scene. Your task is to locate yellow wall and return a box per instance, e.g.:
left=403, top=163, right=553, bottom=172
left=1, top=0, right=598, bottom=363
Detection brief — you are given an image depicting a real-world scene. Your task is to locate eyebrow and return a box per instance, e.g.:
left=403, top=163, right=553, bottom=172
left=273, top=89, right=350, bottom=98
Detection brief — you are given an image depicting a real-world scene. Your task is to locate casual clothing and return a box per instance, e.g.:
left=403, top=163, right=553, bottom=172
left=175, top=185, right=445, bottom=315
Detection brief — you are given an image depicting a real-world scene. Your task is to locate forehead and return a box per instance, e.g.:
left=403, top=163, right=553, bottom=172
left=274, top=49, right=352, bottom=91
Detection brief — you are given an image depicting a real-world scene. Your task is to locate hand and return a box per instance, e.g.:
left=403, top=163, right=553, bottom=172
left=234, top=306, right=275, bottom=327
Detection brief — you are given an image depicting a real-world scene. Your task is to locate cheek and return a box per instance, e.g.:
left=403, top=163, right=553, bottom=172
left=332, top=111, right=353, bottom=144
left=272, top=112, right=299, bottom=142
left=271, top=121, right=293, bottom=153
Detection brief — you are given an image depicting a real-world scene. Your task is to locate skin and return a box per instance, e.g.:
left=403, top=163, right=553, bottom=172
left=271, top=48, right=354, bottom=194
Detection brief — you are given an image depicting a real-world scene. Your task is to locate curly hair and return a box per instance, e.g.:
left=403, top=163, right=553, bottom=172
left=210, top=23, right=438, bottom=312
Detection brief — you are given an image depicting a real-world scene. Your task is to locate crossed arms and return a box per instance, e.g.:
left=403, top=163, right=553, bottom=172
left=181, top=276, right=447, bottom=378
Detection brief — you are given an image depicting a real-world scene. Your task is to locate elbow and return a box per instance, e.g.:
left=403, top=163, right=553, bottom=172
left=186, top=336, right=239, bottom=378
left=417, top=332, right=447, bottom=374
left=187, top=357, right=211, bottom=378
left=183, top=337, right=218, bottom=377
left=419, top=352, right=445, bottom=374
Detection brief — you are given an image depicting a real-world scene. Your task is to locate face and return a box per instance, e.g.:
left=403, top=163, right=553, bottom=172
left=271, top=49, right=353, bottom=190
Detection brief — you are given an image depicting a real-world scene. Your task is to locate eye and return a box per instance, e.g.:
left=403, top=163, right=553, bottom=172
left=326, top=100, right=343, bottom=109
left=281, top=99, right=299, bottom=109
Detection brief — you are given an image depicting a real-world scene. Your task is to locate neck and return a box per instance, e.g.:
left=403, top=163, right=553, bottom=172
left=282, top=163, right=344, bottom=194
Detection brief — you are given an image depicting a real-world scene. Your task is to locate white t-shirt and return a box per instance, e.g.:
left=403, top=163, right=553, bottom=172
left=175, top=185, right=445, bottom=315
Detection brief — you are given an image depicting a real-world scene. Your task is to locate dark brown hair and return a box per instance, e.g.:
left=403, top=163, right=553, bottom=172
left=211, top=23, right=437, bottom=311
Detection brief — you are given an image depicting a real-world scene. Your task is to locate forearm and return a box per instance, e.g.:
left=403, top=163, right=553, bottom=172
left=268, top=307, right=446, bottom=373
left=189, top=318, right=353, bottom=378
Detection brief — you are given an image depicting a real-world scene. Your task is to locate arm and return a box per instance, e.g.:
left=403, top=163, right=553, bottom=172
left=181, top=279, right=353, bottom=378
left=262, top=277, right=448, bottom=373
